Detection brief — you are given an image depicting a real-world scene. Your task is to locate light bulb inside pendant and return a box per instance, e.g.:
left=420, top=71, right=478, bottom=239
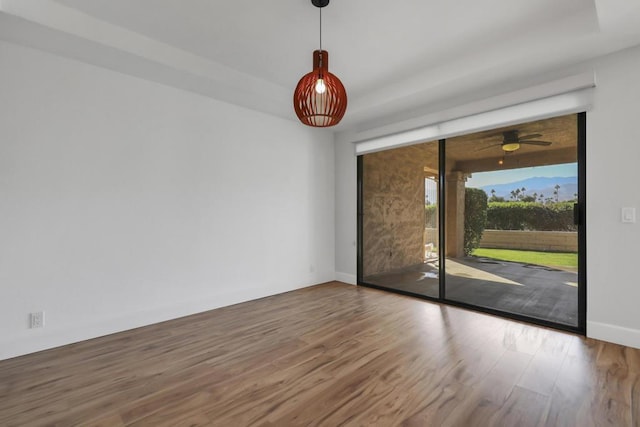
left=315, top=78, right=326, bottom=94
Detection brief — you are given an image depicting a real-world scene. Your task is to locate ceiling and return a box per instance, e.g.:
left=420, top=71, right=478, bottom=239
left=1, top=1, right=640, bottom=132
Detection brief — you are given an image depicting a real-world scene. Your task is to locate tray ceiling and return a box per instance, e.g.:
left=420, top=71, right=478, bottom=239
left=2, top=0, right=640, bottom=131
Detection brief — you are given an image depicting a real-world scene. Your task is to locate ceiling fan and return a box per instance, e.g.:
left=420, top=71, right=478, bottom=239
left=480, top=130, right=553, bottom=152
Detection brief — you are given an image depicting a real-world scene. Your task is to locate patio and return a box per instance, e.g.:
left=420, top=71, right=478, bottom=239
left=363, top=256, right=578, bottom=326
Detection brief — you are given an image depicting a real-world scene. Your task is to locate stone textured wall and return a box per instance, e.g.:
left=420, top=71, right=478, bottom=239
left=480, top=230, right=578, bottom=252
left=363, top=145, right=427, bottom=277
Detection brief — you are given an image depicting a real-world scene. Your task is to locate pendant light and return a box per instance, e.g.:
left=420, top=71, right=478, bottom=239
left=293, top=0, right=347, bottom=127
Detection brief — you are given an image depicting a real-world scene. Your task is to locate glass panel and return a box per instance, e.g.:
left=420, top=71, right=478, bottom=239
left=444, top=114, right=579, bottom=327
left=361, top=140, right=440, bottom=298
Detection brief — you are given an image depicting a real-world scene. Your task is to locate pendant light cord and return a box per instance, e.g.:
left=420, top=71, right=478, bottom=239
left=319, top=6, right=322, bottom=52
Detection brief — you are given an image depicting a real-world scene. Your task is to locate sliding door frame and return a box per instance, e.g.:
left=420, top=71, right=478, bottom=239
left=357, top=112, right=586, bottom=335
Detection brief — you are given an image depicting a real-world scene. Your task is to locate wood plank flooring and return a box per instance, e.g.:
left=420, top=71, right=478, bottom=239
left=0, top=282, right=638, bottom=426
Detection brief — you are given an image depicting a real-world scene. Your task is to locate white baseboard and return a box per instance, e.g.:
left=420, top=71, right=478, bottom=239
left=587, top=321, right=640, bottom=349
left=335, top=272, right=357, bottom=285
left=0, top=282, right=312, bottom=361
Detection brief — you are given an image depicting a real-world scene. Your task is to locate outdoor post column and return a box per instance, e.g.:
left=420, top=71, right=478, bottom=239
left=445, top=171, right=466, bottom=258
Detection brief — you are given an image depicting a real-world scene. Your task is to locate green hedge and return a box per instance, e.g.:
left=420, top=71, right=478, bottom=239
left=464, top=188, right=488, bottom=255
left=486, top=201, right=576, bottom=231
left=425, top=204, right=437, bottom=228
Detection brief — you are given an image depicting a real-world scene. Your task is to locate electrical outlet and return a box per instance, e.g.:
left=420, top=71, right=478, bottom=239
left=30, top=311, right=45, bottom=329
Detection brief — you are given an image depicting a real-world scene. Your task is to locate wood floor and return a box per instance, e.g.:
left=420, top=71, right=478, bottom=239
left=1, top=282, right=638, bottom=426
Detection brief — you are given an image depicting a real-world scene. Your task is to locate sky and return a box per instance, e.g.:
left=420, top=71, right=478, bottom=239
left=466, top=162, right=577, bottom=188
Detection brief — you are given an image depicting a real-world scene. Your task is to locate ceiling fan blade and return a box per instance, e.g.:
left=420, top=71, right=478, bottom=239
left=518, top=133, right=542, bottom=140
left=520, top=140, right=552, bottom=146
left=476, top=143, right=502, bottom=151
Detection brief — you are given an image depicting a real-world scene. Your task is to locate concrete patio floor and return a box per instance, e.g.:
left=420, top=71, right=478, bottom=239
left=363, top=256, right=578, bottom=327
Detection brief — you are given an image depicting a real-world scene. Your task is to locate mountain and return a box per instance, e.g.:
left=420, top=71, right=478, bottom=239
left=478, top=176, right=577, bottom=202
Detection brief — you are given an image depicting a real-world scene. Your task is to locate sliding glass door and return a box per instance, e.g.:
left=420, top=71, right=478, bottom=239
left=360, top=140, right=440, bottom=299
left=442, top=114, right=581, bottom=329
left=358, top=113, right=585, bottom=333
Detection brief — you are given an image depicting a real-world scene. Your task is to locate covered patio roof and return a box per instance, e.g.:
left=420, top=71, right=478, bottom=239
left=420, top=114, right=578, bottom=175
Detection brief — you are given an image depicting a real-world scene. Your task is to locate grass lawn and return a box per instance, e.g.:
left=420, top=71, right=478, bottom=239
left=471, top=248, right=578, bottom=269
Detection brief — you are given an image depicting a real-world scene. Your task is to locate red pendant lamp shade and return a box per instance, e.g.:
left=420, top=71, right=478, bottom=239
left=294, top=50, right=347, bottom=127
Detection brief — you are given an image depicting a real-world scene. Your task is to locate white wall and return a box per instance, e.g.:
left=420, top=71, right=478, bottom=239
left=334, top=140, right=357, bottom=284
left=585, top=45, right=640, bottom=348
left=335, top=44, right=640, bottom=349
left=0, top=41, right=335, bottom=360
